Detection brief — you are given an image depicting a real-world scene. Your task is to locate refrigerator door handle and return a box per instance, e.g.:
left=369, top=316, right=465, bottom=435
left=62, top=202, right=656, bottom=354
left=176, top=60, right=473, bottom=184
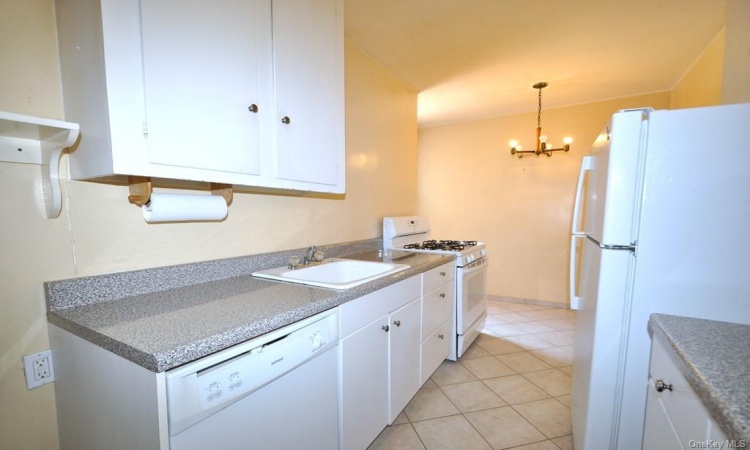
left=587, top=235, right=637, bottom=253
left=569, top=234, right=585, bottom=310
left=572, top=156, right=594, bottom=235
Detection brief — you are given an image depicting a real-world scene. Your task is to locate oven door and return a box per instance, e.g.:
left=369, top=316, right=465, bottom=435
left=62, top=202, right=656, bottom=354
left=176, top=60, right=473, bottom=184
left=456, top=256, right=488, bottom=336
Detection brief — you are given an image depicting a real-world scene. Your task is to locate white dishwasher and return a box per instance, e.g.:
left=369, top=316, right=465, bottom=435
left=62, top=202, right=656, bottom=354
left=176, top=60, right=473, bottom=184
left=166, top=310, right=339, bottom=450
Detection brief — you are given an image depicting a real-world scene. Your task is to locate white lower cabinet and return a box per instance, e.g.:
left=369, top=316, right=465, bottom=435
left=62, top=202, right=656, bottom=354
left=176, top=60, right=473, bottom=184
left=420, top=263, right=455, bottom=385
left=338, top=263, right=458, bottom=449
left=420, top=319, right=452, bottom=385
left=339, top=313, right=390, bottom=450
left=643, top=338, right=728, bottom=450
left=338, top=277, right=421, bottom=450
left=388, top=298, right=422, bottom=422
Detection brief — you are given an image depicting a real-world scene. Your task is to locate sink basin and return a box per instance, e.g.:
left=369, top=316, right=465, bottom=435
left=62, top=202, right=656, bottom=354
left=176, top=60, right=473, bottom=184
left=252, top=258, right=410, bottom=290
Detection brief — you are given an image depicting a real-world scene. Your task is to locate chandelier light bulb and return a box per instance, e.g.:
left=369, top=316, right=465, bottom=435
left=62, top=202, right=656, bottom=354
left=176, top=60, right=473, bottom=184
left=539, top=134, right=548, bottom=143
left=563, top=136, right=573, bottom=145
left=509, top=140, right=519, bottom=148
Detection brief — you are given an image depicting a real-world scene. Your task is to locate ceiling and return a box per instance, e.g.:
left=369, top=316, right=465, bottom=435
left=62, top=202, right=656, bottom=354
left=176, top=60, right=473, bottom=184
left=344, top=0, right=728, bottom=127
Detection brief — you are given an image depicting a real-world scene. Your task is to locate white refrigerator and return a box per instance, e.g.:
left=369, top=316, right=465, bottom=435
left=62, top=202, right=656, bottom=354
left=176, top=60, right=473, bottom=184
left=569, top=104, right=750, bottom=450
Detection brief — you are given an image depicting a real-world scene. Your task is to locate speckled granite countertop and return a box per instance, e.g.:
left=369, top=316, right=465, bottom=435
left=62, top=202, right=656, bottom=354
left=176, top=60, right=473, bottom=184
left=46, top=239, right=453, bottom=373
left=648, top=313, right=750, bottom=442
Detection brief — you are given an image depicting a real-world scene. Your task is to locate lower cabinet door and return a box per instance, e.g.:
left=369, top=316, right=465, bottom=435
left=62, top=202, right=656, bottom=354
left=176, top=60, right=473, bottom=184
left=339, top=316, right=389, bottom=450
left=420, top=319, right=452, bottom=386
left=388, top=298, right=421, bottom=423
left=642, top=376, right=683, bottom=450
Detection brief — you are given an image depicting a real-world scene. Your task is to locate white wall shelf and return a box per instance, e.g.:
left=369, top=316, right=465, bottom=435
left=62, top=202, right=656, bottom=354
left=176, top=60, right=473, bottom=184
left=0, top=111, right=80, bottom=219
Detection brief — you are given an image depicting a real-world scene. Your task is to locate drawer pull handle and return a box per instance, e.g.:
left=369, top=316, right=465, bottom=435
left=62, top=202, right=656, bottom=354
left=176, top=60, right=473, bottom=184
left=440, top=293, right=446, bottom=298
left=655, top=379, right=673, bottom=392
left=438, top=334, right=444, bottom=339
left=393, top=320, right=401, bottom=327
left=382, top=325, right=390, bottom=333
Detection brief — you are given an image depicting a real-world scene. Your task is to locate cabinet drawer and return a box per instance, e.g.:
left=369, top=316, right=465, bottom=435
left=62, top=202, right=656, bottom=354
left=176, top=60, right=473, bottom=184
left=421, top=283, right=454, bottom=340
left=422, top=262, right=454, bottom=294
left=420, top=319, right=452, bottom=386
left=339, top=277, right=420, bottom=338
left=648, top=338, right=709, bottom=443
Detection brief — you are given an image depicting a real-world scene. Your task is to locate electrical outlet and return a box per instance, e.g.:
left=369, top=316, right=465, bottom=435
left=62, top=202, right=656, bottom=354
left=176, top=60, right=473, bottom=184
left=23, top=349, right=55, bottom=390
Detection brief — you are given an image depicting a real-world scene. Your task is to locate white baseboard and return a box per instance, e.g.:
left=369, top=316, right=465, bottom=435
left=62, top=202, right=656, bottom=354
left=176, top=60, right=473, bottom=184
left=487, top=295, right=569, bottom=310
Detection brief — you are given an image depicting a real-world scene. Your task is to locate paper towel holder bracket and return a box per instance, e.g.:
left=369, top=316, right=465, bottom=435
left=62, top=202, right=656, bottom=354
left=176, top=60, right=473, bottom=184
left=211, top=183, right=233, bottom=206
left=128, top=176, right=152, bottom=206
left=128, top=177, right=234, bottom=207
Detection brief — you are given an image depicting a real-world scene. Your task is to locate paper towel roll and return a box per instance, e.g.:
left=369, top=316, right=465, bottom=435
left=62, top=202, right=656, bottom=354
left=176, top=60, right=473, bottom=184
left=142, top=193, right=228, bottom=223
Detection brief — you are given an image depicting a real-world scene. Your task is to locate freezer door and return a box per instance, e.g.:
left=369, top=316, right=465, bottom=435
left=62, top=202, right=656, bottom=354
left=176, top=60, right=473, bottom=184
left=571, top=237, right=635, bottom=450
left=583, top=109, right=649, bottom=246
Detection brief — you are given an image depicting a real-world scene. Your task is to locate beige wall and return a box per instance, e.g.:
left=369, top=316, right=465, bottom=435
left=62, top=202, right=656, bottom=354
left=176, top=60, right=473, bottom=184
left=417, top=92, right=671, bottom=305
left=671, top=28, right=725, bottom=109
left=722, top=0, right=750, bottom=104
left=0, top=2, right=418, bottom=447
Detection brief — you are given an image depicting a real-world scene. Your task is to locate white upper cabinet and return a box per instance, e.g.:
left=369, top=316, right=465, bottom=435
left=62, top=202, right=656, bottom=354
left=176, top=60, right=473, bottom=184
left=273, top=0, right=343, bottom=188
left=55, top=0, right=344, bottom=193
left=140, top=0, right=266, bottom=176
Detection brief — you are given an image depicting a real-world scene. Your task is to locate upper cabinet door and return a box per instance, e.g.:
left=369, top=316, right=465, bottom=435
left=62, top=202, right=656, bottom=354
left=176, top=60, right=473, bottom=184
left=272, top=0, right=344, bottom=190
left=57, top=0, right=343, bottom=192
left=140, top=0, right=269, bottom=175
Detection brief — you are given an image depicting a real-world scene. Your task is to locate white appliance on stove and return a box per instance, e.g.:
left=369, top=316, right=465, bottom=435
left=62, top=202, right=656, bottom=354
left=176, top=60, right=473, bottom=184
left=383, top=216, right=488, bottom=360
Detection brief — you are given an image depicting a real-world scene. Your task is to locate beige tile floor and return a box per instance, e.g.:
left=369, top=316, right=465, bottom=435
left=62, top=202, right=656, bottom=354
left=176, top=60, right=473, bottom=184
left=367, top=300, right=577, bottom=450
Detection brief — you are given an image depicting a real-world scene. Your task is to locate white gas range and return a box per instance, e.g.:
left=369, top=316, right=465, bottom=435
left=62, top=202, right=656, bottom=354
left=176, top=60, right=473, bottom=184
left=383, top=216, right=488, bottom=360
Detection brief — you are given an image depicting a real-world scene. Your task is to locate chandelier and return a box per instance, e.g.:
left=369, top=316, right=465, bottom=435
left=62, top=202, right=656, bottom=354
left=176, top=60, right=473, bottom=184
left=509, top=82, right=572, bottom=158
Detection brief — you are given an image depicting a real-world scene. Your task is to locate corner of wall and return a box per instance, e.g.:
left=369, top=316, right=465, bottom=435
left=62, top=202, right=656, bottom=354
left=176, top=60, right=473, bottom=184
left=670, top=27, right=726, bottom=109
left=721, top=0, right=750, bottom=104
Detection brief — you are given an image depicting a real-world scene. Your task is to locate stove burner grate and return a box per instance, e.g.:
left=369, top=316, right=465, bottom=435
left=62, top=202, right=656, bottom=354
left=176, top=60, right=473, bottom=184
left=403, top=240, right=478, bottom=251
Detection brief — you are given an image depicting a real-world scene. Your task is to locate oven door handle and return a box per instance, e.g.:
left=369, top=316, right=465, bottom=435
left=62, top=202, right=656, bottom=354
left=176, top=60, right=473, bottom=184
left=460, top=257, right=488, bottom=274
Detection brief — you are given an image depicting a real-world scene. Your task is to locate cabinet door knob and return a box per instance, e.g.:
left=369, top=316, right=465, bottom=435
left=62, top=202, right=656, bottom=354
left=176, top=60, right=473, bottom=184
left=248, top=104, right=258, bottom=113
left=438, top=334, right=444, bottom=339
left=393, top=320, right=401, bottom=327
left=382, top=325, right=390, bottom=333
left=440, top=293, right=446, bottom=298
left=440, top=271, right=446, bottom=276
left=655, top=379, right=673, bottom=392
left=281, top=116, right=291, bottom=124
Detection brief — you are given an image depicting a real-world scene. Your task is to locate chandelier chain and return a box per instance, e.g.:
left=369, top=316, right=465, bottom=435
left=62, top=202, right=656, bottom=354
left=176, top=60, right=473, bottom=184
left=537, top=86, right=543, bottom=129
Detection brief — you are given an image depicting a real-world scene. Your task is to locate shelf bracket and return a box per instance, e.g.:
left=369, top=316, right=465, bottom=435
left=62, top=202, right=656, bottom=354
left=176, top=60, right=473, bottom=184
left=0, top=111, right=80, bottom=219
left=41, top=129, right=80, bottom=218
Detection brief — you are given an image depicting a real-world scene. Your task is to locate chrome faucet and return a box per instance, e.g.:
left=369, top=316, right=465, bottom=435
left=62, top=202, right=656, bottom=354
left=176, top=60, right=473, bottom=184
left=303, top=246, right=317, bottom=265
left=288, top=246, right=324, bottom=269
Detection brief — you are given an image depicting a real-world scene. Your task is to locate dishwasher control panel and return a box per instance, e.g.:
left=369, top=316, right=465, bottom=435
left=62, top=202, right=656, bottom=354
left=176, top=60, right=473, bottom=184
left=166, top=311, right=339, bottom=436
left=195, top=326, right=332, bottom=409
